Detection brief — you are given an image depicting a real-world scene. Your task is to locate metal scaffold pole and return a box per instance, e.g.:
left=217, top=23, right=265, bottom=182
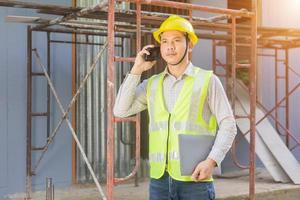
left=26, top=25, right=32, bottom=200
left=249, top=0, right=257, bottom=199
left=107, top=0, right=115, bottom=199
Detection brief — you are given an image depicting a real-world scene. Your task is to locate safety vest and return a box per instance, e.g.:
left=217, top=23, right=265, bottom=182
left=146, top=66, right=217, bottom=182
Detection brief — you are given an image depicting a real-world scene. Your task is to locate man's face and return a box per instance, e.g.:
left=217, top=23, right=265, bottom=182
left=160, top=30, right=191, bottom=65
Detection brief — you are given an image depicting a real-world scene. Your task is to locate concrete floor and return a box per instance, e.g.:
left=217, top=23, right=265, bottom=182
left=6, top=169, right=300, bottom=200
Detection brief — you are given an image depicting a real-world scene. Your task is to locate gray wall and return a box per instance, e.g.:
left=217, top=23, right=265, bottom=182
left=192, top=0, right=227, bottom=70
left=0, top=0, right=72, bottom=198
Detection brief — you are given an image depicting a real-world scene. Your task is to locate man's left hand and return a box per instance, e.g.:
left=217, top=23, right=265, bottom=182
left=191, top=158, right=216, bottom=181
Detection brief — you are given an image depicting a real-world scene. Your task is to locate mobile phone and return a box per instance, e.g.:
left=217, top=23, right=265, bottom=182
left=143, top=46, right=160, bottom=61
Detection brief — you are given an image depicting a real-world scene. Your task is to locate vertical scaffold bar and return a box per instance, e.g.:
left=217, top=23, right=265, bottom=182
left=212, top=36, right=216, bottom=74
left=71, top=0, right=77, bottom=185
left=285, top=48, right=290, bottom=147
left=249, top=0, right=257, bottom=199
left=275, top=49, right=279, bottom=132
left=107, top=0, right=115, bottom=200
left=135, top=0, right=142, bottom=188
left=47, top=32, right=51, bottom=139
left=26, top=26, right=33, bottom=200
left=231, top=16, right=236, bottom=114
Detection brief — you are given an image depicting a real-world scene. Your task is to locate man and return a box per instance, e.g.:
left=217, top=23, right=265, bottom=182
left=114, top=15, right=237, bottom=200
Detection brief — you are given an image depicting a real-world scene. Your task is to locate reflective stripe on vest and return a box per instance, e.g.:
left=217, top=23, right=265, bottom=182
left=149, top=151, right=180, bottom=162
left=146, top=66, right=217, bottom=181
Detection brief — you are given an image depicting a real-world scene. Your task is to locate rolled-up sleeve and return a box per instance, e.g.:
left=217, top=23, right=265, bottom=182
left=113, top=73, right=148, bottom=118
left=207, top=75, right=237, bottom=166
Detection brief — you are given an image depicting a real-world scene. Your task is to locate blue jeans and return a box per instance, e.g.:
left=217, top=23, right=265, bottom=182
left=149, top=171, right=215, bottom=200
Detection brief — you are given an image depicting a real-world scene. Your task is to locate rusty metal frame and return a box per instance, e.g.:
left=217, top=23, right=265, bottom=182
left=26, top=26, right=109, bottom=199
left=107, top=3, right=142, bottom=200
left=212, top=12, right=300, bottom=199
left=108, top=1, right=256, bottom=200
left=216, top=45, right=300, bottom=168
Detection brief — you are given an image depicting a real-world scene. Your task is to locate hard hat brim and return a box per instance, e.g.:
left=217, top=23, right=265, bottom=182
left=153, top=28, right=198, bottom=46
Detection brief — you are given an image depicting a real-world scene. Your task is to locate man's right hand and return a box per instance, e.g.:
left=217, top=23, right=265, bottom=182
left=130, top=45, right=157, bottom=75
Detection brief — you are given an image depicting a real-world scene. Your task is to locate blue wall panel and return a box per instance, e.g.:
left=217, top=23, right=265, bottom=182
left=6, top=8, right=28, bottom=196
left=0, top=8, right=8, bottom=190
left=0, top=0, right=72, bottom=198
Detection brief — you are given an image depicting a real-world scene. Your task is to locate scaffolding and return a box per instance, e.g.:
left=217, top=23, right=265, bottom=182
left=1, top=0, right=300, bottom=199
left=213, top=33, right=300, bottom=176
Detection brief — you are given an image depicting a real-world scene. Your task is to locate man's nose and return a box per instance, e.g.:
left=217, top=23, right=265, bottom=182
left=167, top=42, right=175, bottom=51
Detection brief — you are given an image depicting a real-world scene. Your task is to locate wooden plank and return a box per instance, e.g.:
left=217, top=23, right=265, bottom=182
left=0, top=0, right=79, bottom=12
left=5, top=15, right=50, bottom=24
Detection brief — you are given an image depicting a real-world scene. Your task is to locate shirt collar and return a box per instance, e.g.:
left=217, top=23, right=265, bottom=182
left=163, top=62, right=196, bottom=79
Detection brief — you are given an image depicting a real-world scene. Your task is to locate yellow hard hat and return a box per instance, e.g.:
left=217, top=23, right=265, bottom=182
left=153, top=15, right=198, bottom=45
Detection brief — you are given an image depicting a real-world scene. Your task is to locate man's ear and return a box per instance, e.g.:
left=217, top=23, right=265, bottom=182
left=188, top=41, right=194, bottom=52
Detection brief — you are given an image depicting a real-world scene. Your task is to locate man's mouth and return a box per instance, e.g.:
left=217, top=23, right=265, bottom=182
left=166, top=53, right=176, bottom=56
